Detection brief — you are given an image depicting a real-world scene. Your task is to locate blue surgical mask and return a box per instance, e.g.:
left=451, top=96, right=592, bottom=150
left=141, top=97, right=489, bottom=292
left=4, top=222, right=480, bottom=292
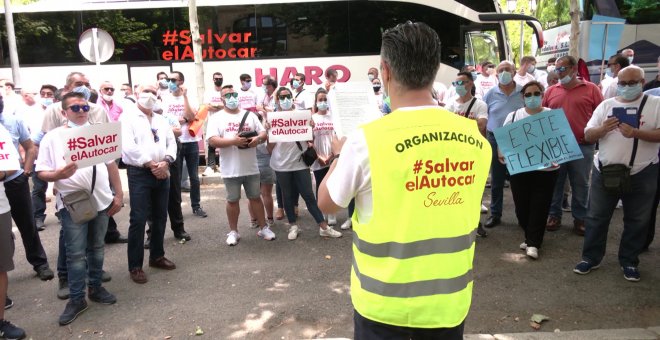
left=528, top=65, right=536, bottom=74
left=455, top=85, right=468, bottom=97
left=617, top=83, right=642, bottom=101
left=168, top=81, right=178, bottom=93
left=159, top=79, right=169, bottom=89
left=605, top=68, right=614, bottom=78
left=41, top=97, right=53, bottom=107
left=316, top=102, right=329, bottom=111
left=280, top=98, right=293, bottom=110
left=471, top=72, right=479, bottom=80
left=67, top=120, right=90, bottom=128
left=72, top=86, right=91, bottom=100
left=559, top=74, right=573, bottom=85
left=498, top=71, right=513, bottom=85
left=292, top=80, right=301, bottom=89
left=524, top=96, right=542, bottom=109
left=225, top=96, right=239, bottom=110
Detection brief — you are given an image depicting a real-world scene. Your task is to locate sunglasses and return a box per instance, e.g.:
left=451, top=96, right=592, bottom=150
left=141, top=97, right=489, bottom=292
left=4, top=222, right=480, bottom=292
left=102, top=87, right=115, bottom=92
left=278, top=94, right=292, bottom=100
left=151, top=128, right=159, bottom=143
left=452, top=80, right=467, bottom=86
left=617, top=80, right=641, bottom=87
left=524, top=91, right=542, bottom=98
left=213, top=78, right=223, bottom=81
left=554, top=66, right=569, bottom=73
left=223, top=92, right=238, bottom=99
left=68, top=104, right=90, bottom=112
left=167, top=78, right=179, bottom=83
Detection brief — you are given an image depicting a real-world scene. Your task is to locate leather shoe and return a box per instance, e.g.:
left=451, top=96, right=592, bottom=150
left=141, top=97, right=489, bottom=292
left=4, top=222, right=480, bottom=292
left=173, top=230, right=192, bottom=241
left=573, top=219, right=585, bottom=236
left=106, top=235, right=128, bottom=244
left=130, top=268, right=147, bottom=284
left=149, top=256, right=176, bottom=270
left=546, top=216, right=562, bottom=231
left=484, top=216, right=501, bottom=228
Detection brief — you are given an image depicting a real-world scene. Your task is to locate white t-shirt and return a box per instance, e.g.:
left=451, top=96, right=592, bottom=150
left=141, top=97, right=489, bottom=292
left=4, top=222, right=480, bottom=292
left=17, top=103, right=45, bottom=137
left=36, top=126, right=114, bottom=211
left=0, top=125, right=18, bottom=214
left=602, top=77, right=618, bottom=99
left=270, top=141, right=308, bottom=172
left=600, top=76, right=615, bottom=97
left=206, top=110, right=265, bottom=178
left=237, top=88, right=258, bottom=111
left=161, top=94, right=199, bottom=143
left=445, top=97, right=488, bottom=121
left=586, top=95, right=660, bottom=175
left=475, top=74, right=498, bottom=99
left=514, top=72, right=536, bottom=87
left=311, top=112, right=335, bottom=171
left=203, top=88, right=223, bottom=108
left=293, top=88, right=312, bottom=110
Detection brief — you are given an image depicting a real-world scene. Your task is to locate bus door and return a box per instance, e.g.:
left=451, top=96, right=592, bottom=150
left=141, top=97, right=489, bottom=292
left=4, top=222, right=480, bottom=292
left=460, top=24, right=504, bottom=70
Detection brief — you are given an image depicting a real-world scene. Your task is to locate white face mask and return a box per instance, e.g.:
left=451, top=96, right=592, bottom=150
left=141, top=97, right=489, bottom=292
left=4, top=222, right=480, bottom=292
left=137, top=92, right=157, bottom=110
left=316, top=101, right=329, bottom=111
left=102, top=94, right=113, bottom=102
left=280, top=98, right=293, bottom=110
left=225, top=96, right=239, bottom=110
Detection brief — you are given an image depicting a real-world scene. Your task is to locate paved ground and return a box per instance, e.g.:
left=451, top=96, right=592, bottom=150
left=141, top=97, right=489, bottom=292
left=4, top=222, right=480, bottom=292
left=5, top=170, right=660, bottom=339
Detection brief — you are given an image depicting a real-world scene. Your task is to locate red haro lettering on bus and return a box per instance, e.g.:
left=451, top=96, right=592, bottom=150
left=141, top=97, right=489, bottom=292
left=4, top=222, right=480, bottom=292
left=254, top=65, right=352, bottom=86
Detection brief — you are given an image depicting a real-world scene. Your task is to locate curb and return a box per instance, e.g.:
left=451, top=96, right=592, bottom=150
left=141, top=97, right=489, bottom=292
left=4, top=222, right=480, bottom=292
left=465, top=326, right=660, bottom=339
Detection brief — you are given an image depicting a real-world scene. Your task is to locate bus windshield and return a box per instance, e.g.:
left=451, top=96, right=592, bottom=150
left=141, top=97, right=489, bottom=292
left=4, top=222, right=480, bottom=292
left=537, top=0, right=660, bottom=30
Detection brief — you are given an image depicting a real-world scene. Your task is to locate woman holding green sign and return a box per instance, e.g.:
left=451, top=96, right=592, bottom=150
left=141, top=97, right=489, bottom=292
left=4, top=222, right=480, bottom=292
left=499, top=81, right=559, bottom=259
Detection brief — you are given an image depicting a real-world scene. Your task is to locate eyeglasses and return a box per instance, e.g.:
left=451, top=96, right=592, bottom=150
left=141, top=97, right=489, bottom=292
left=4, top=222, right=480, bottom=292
left=617, top=80, right=641, bottom=86
left=524, top=91, right=542, bottom=98
left=102, top=87, right=115, bottom=92
left=67, top=104, right=90, bottom=112
left=167, top=78, right=179, bottom=83
left=278, top=94, right=292, bottom=100
left=151, top=128, right=159, bottom=143
left=223, top=92, right=238, bottom=99
left=74, top=81, right=91, bottom=87
left=142, top=90, right=157, bottom=95
left=554, top=66, right=569, bottom=73
left=452, top=80, right=467, bottom=86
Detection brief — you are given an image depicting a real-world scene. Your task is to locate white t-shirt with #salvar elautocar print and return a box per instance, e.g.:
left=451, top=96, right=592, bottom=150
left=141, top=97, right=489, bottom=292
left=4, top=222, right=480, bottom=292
left=206, top=110, right=265, bottom=178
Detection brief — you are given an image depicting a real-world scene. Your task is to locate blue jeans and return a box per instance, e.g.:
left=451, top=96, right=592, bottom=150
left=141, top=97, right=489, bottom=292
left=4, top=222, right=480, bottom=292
left=487, top=132, right=507, bottom=218
left=582, top=163, right=658, bottom=267
left=60, top=207, right=109, bottom=301
left=127, top=166, right=170, bottom=270
left=180, top=141, right=201, bottom=210
left=548, top=144, right=594, bottom=221
left=31, top=170, right=48, bottom=221
left=275, top=169, right=325, bottom=225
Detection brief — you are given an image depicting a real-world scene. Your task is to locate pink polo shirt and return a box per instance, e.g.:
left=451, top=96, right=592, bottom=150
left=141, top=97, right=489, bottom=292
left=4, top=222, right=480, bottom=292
left=100, top=99, right=123, bottom=122
left=542, top=81, right=603, bottom=144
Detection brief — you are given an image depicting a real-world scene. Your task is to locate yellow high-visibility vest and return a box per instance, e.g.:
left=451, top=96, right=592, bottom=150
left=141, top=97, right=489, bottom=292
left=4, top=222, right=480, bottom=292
left=351, top=106, right=491, bottom=328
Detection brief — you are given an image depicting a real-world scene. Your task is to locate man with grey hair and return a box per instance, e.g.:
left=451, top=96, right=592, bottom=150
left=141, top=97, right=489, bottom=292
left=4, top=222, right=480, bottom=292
left=318, top=21, right=491, bottom=339
left=574, top=65, right=660, bottom=282
left=621, top=48, right=635, bottom=64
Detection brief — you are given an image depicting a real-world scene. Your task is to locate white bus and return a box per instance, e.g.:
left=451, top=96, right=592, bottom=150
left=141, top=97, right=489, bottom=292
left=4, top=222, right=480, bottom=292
left=535, top=0, right=659, bottom=82
left=0, top=0, right=542, bottom=91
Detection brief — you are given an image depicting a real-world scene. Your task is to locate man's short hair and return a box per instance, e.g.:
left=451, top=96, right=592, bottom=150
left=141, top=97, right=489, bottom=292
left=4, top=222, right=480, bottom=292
left=239, top=73, right=251, bottom=81
left=610, top=54, right=630, bottom=68
left=213, top=72, right=223, bottom=77
left=480, top=60, right=493, bottom=68
left=40, top=84, right=57, bottom=94
left=264, top=78, right=277, bottom=88
left=547, top=57, right=557, bottom=64
left=295, top=73, right=306, bottom=82
left=172, top=71, right=184, bottom=82
left=557, top=56, right=577, bottom=67
left=65, top=72, right=85, bottom=88
left=61, top=92, right=85, bottom=110
left=381, top=21, right=441, bottom=90
left=156, top=71, right=167, bottom=80
left=221, top=84, right=233, bottom=90
left=456, top=71, right=474, bottom=81
left=521, top=56, right=536, bottom=65
left=4, top=82, right=14, bottom=90
left=325, top=68, right=338, bottom=78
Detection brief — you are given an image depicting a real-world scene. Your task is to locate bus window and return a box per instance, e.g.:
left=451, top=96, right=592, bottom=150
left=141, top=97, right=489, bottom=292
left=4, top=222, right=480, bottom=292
left=465, top=30, right=501, bottom=68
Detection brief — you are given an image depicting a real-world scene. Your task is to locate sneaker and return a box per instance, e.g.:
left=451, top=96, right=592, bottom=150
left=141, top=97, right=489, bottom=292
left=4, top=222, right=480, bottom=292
left=476, top=223, right=488, bottom=237
left=275, top=208, right=284, bottom=220
left=480, top=204, right=488, bottom=214
left=4, top=297, right=13, bottom=310
left=526, top=246, right=539, bottom=259
left=58, top=298, right=88, bottom=325
left=202, top=167, right=214, bottom=177
left=340, top=219, right=352, bottom=230
left=36, top=265, right=54, bottom=281
left=226, top=231, right=240, bottom=246
left=57, top=277, right=69, bottom=300
left=519, top=242, right=528, bottom=250
left=573, top=261, right=600, bottom=275
left=0, top=319, right=26, bottom=339
left=622, top=266, right=640, bottom=282
left=327, top=214, right=337, bottom=226
left=267, top=218, right=275, bottom=228
left=320, top=226, right=342, bottom=238
left=616, top=199, right=623, bottom=209
left=193, top=207, right=208, bottom=218
left=250, top=219, right=259, bottom=229
left=257, top=226, right=276, bottom=240
left=288, top=225, right=300, bottom=240
left=173, top=230, right=192, bottom=241
left=88, top=286, right=117, bottom=305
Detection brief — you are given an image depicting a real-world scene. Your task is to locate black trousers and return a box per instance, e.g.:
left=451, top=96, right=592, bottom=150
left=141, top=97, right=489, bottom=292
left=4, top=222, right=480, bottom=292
left=354, top=310, right=464, bottom=340
left=147, top=141, right=184, bottom=235
left=645, top=165, right=659, bottom=249
left=509, top=170, right=558, bottom=248
left=5, top=173, right=49, bottom=270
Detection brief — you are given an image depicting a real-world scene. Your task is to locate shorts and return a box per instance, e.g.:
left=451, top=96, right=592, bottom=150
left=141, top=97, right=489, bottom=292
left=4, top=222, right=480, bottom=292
left=0, top=211, right=15, bottom=272
left=259, top=166, right=275, bottom=184
left=223, top=174, right=261, bottom=202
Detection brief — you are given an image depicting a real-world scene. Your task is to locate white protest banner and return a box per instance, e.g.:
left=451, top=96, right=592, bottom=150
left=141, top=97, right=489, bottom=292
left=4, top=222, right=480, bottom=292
left=0, top=126, right=21, bottom=171
left=60, top=122, right=122, bottom=169
left=267, top=110, right=313, bottom=143
left=329, top=81, right=382, bottom=137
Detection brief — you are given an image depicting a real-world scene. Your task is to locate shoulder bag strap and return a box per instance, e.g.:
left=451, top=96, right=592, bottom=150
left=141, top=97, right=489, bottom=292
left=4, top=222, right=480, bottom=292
left=91, top=165, right=97, bottom=194
left=295, top=141, right=303, bottom=151
left=464, top=98, right=477, bottom=118
left=628, top=95, right=648, bottom=167
left=295, top=89, right=305, bottom=99
left=238, top=111, right=250, bottom=132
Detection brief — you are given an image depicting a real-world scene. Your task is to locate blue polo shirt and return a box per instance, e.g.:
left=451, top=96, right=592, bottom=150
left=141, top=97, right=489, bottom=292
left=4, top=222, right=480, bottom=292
left=484, top=84, right=524, bottom=132
left=0, top=113, right=30, bottom=181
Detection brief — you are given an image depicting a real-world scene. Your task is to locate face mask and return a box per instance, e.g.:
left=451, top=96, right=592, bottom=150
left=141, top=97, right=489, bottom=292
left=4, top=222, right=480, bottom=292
left=559, top=74, right=573, bottom=85
left=67, top=119, right=90, bottom=128
left=606, top=68, right=614, bottom=78
left=316, top=102, right=329, bottom=111
left=41, top=97, right=53, bottom=107
left=292, top=80, right=301, bottom=89
left=137, top=92, right=157, bottom=110
left=455, top=85, right=468, bottom=97
left=168, top=81, right=178, bottom=93
left=471, top=72, right=479, bottom=80
left=547, top=65, right=555, bottom=73
left=242, top=81, right=252, bottom=90
left=368, top=74, right=375, bottom=81
left=152, top=100, right=161, bottom=112
left=158, top=79, right=168, bottom=89
left=262, top=85, right=268, bottom=93
left=524, top=96, right=542, bottom=109
left=627, top=56, right=634, bottom=64
left=225, top=96, right=239, bottom=110
left=102, top=94, right=113, bottom=102
left=617, top=83, right=642, bottom=101
left=373, top=85, right=381, bottom=93
left=528, top=65, right=536, bottom=74
left=498, top=71, right=513, bottom=85
left=72, top=86, right=91, bottom=100
left=280, top=98, right=293, bottom=110
left=213, top=79, right=223, bottom=87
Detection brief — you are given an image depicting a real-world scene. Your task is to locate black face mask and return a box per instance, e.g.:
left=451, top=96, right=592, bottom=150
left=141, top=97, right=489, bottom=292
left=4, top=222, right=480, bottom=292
left=373, top=85, right=381, bottom=93
left=214, top=79, right=223, bottom=87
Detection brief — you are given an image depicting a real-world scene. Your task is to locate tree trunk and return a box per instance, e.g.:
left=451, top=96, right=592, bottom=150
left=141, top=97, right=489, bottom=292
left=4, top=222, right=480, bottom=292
left=569, top=0, right=580, bottom=58
left=188, top=0, right=205, bottom=105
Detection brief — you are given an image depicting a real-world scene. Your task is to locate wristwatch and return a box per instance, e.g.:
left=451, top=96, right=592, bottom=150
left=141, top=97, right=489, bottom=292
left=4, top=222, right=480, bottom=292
left=164, top=156, right=175, bottom=165
left=327, top=154, right=340, bottom=164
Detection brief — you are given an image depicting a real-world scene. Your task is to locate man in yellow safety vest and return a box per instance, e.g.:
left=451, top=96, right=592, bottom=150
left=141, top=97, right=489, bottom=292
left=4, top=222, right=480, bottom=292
left=318, top=21, right=491, bottom=339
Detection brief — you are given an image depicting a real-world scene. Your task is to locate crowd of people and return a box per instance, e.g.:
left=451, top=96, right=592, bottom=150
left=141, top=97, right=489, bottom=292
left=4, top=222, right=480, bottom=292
left=0, top=37, right=658, bottom=338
